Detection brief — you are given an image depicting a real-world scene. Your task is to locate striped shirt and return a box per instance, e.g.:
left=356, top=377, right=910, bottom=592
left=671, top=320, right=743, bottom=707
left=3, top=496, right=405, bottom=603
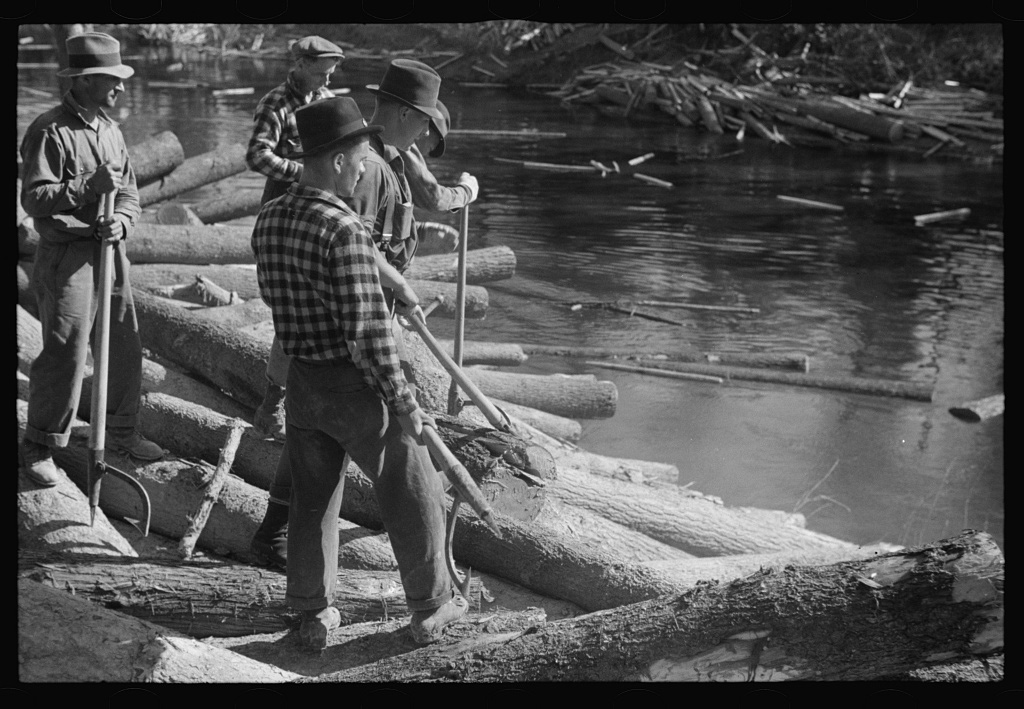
left=251, top=183, right=417, bottom=415
left=246, top=73, right=333, bottom=186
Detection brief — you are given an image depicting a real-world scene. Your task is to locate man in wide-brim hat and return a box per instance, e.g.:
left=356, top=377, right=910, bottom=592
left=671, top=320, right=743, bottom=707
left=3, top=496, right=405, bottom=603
left=251, top=96, right=462, bottom=649
left=19, top=32, right=165, bottom=489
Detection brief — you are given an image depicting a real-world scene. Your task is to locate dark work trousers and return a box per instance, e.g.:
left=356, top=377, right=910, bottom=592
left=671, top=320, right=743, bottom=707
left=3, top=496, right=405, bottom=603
left=25, top=237, right=143, bottom=448
left=264, top=315, right=413, bottom=505
left=281, top=356, right=452, bottom=612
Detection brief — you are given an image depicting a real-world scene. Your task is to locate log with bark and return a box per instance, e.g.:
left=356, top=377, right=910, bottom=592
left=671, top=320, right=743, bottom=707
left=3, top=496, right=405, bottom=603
left=518, top=342, right=811, bottom=372
left=404, top=245, right=517, bottom=284
left=129, top=266, right=489, bottom=319
left=623, top=358, right=935, bottom=402
left=16, top=550, right=585, bottom=639
left=462, top=366, right=618, bottom=419
left=152, top=202, right=204, bottom=225
left=949, top=394, right=1004, bottom=423
left=191, top=188, right=262, bottom=224
left=18, top=577, right=300, bottom=682
left=138, top=143, right=248, bottom=207
left=303, top=530, right=1004, bottom=682
left=128, top=130, right=186, bottom=186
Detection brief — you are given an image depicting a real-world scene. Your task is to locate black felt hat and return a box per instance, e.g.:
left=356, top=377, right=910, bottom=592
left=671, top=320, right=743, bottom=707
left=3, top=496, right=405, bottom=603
left=366, top=59, right=443, bottom=121
left=428, top=100, right=451, bottom=158
left=292, top=97, right=383, bottom=159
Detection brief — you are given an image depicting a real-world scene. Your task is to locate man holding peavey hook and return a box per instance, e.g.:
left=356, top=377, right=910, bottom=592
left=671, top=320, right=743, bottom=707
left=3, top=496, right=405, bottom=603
left=251, top=96, right=469, bottom=650
left=19, top=32, right=166, bottom=488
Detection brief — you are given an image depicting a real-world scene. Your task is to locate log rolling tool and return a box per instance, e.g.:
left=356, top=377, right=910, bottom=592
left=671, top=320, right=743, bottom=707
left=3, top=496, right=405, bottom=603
left=87, top=191, right=152, bottom=535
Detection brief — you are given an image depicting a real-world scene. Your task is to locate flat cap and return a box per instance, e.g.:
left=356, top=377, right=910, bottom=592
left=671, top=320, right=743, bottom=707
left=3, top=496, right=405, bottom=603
left=290, top=35, right=345, bottom=60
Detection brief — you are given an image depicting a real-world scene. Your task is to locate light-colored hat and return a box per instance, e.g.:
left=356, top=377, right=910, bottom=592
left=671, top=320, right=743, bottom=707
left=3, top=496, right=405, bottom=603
left=56, top=32, right=134, bottom=80
left=290, top=35, right=346, bottom=60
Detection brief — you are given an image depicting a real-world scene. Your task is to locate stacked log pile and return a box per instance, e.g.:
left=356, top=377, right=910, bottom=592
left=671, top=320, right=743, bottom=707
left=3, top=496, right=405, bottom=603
left=16, top=130, right=1003, bottom=681
left=544, top=46, right=1002, bottom=161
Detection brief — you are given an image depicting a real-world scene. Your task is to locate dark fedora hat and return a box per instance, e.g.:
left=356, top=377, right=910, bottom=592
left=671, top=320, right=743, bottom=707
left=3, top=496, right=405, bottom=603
left=427, top=99, right=451, bottom=158
left=57, top=32, right=134, bottom=80
left=291, top=97, right=383, bottom=159
left=366, top=59, right=443, bottom=121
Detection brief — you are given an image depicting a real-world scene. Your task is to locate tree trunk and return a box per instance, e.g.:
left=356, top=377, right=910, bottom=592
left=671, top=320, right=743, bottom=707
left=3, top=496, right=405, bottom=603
left=520, top=343, right=810, bottom=372
left=138, top=143, right=248, bottom=207
left=462, top=366, right=618, bottom=419
left=129, top=266, right=489, bottom=319
left=129, top=131, right=186, bottom=186
left=949, top=394, right=1004, bottom=423
left=18, top=577, right=300, bottom=682
left=304, top=531, right=1004, bottom=682
left=404, top=245, right=516, bottom=284
left=799, top=99, right=906, bottom=142
left=191, top=189, right=262, bottom=224
left=17, top=410, right=139, bottom=558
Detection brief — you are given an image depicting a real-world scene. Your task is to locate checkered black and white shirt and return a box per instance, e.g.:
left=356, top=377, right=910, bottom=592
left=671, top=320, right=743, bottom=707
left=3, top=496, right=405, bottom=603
left=251, top=183, right=417, bottom=415
left=246, top=73, right=334, bottom=185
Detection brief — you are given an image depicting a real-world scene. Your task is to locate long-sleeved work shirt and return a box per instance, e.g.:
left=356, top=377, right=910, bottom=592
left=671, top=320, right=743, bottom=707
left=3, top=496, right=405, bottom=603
left=246, top=72, right=333, bottom=192
left=251, top=183, right=417, bottom=416
left=402, top=143, right=472, bottom=213
left=20, top=92, right=139, bottom=244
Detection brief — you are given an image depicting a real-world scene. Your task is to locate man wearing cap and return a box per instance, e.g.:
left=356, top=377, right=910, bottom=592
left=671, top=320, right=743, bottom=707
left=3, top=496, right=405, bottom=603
left=19, top=32, right=165, bottom=487
left=251, top=96, right=466, bottom=649
left=245, top=36, right=344, bottom=451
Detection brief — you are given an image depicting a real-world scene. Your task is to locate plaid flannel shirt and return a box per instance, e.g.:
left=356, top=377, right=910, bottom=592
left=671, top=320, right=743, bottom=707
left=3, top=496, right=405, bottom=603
left=245, top=73, right=333, bottom=185
left=251, top=183, right=417, bottom=416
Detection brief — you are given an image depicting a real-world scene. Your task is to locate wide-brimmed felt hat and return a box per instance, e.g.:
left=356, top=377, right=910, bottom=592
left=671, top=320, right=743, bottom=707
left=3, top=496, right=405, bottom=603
left=290, top=35, right=345, bottom=60
left=366, top=59, right=443, bottom=121
left=57, top=32, right=134, bottom=80
left=428, top=99, right=451, bottom=158
left=291, top=96, right=383, bottom=159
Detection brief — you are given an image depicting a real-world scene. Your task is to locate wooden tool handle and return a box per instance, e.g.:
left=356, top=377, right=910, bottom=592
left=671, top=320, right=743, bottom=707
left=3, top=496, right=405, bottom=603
left=421, top=424, right=501, bottom=538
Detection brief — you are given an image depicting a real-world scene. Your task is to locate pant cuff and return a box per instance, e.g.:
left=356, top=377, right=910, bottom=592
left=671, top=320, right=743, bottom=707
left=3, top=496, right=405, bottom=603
left=406, top=586, right=455, bottom=612
left=285, top=594, right=331, bottom=612
left=23, top=427, right=70, bottom=449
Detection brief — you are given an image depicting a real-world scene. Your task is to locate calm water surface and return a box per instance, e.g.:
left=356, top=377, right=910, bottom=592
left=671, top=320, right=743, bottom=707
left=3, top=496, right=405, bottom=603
left=18, top=45, right=1005, bottom=551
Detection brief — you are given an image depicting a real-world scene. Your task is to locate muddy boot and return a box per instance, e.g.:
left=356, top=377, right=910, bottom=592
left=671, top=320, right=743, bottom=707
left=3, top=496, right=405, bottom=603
left=250, top=500, right=288, bottom=569
left=409, top=592, right=468, bottom=645
left=298, top=606, right=341, bottom=651
left=252, top=383, right=286, bottom=441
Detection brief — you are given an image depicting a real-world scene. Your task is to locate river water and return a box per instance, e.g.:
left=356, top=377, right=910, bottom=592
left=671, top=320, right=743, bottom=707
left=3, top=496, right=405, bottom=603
left=17, top=43, right=1005, bottom=552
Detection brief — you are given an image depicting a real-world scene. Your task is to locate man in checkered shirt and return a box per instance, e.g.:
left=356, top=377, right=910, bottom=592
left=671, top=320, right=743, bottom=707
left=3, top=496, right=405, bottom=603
left=251, top=97, right=466, bottom=650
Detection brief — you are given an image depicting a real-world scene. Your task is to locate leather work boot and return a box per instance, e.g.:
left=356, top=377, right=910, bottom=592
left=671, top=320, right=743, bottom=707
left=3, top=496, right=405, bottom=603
left=107, top=429, right=167, bottom=461
left=20, top=439, right=61, bottom=487
left=298, top=606, right=341, bottom=651
left=253, top=383, right=286, bottom=441
left=409, top=593, right=469, bottom=645
left=250, top=500, right=288, bottom=569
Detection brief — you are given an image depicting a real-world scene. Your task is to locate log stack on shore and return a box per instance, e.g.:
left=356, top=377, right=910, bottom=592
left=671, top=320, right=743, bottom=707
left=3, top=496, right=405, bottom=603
left=15, top=130, right=1003, bottom=682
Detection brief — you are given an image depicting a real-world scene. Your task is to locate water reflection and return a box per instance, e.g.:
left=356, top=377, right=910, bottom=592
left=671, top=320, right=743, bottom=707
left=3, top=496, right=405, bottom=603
left=18, top=45, right=1003, bottom=550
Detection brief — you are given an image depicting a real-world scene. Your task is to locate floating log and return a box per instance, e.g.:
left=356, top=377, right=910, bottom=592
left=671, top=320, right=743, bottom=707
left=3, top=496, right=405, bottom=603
left=798, top=99, right=906, bottom=142
left=776, top=194, right=845, bottom=211
left=517, top=343, right=810, bottom=372
left=914, top=207, right=971, bottom=225
left=462, top=367, right=617, bottom=420
left=447, top=129, right=567, bottom=138
left=632, top=173, right=674, bottom=189
left=129, top=264, right=490, bottom=319
left=588, top=360, right=724, bottom=384
left=17, top=577, right=300, bottom=682
left=492, top=157, right=598, bottom=173
left=190, top=189, right=262, bottom=224
left=127, top=130, right=185, bottom=186
left=404, top=245, right=517, bottom=284
left=435, top=339, right=525, bottom=367
left=695, top=94, right=724, bottom=134
left=138, top=143, right=248, bottom=207
left=307, top=531, right=1004, bottom=682
left=630, top=359, right=934, bottom=402
left=634, top=300, right=761, bottom=314
left=949, top=394, right=1004, bottom=423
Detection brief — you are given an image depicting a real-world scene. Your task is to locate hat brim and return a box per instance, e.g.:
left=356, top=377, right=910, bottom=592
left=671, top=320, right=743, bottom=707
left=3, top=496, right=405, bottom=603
left=428, top=135, right=446, bottom=159
left=57, top=65, right=134, bottom=80
left=291, top=124, right=384, bottom=160
left=366, top=85, right=443, bottom=121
